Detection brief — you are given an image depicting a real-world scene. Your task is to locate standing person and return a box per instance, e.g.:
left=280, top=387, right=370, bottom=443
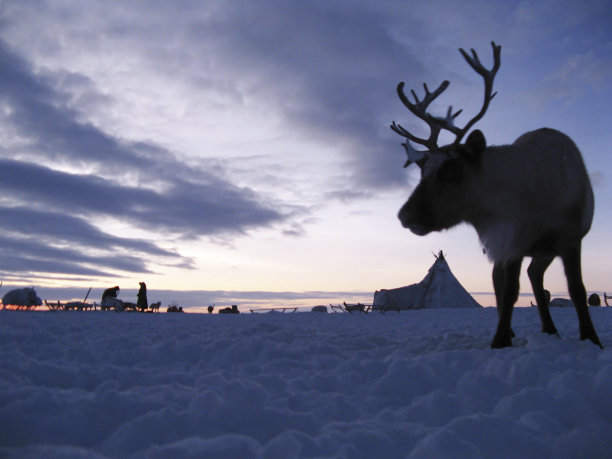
left=137, top=282, right=148, bottom=312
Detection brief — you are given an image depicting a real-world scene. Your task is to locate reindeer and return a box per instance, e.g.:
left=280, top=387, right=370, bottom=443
left=391, top=42, right=602, bottom=349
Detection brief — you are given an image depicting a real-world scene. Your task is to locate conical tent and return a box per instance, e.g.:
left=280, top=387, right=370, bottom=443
left=373, top=251, right=481, bottom=310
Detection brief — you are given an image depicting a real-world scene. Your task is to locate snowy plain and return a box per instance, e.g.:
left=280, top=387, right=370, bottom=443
left=1, top=306, right=611, bottom=458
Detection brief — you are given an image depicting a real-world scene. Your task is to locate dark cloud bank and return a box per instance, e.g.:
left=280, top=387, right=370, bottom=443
left=0, top=39, right=286, bottom=281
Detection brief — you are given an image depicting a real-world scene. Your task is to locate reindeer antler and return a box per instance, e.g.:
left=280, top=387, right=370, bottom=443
left=391, top=42, right=501, bottom=167
left=439, top=41, right=501, bottom=144
left=390, top=80, right=452, bottom=151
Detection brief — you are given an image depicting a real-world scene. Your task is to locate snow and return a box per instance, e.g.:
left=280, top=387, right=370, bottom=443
left=1, top=307, right=611, bottom=458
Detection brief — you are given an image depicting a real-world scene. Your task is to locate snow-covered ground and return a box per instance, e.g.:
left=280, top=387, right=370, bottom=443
left=1, top=307, right=611, bottom=458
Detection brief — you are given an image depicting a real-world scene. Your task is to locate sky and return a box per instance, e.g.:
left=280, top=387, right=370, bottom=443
left=0, top=0, right=610, bottom=307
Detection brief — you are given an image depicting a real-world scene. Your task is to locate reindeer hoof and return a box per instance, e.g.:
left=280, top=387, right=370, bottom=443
left=580, top=326, right=604, bottom=349
left=582, top=333, right=604, bottom=349
left=491, top=332, right=513, bottom=349
left=541, top=326, right=559, bottom=336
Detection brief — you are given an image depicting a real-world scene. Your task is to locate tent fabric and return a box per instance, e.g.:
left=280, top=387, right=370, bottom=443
left=373, top=252, right=482, bottom=310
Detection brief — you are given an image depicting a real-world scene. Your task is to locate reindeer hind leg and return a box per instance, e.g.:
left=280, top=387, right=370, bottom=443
left=562, top=244, right=603, bottom=349
left=527, top=255, right=558, bottom=336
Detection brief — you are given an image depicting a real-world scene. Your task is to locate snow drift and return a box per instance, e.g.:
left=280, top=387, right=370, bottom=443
left=1, top=307, right=611, bottom=458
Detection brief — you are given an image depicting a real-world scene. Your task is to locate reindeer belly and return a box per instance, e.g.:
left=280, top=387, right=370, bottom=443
left=526, top=229, right=572, bottom=257
left=477, top=199, right=589, bottom=262
left=475, top=142, right=592, bottom=263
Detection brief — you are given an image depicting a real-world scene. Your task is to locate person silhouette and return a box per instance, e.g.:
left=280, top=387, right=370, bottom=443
left=137, top=282, right=148, bottom=312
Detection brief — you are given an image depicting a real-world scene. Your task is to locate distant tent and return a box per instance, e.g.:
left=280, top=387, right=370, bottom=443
left=373, top=251, right=481, bottom=311
left=549, top=298, right=574, bottom=308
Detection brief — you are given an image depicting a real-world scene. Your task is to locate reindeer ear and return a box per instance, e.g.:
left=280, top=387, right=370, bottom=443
left=466, top=130, right=486, bottom=154
left=462, top=130, right=486, bottom=162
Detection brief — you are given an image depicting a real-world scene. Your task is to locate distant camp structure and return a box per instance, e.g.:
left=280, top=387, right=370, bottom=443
left=167, top=303, right=184, bottom=313
left=101, top=286, right=122, bottom=310
left=0, top=282, right=163, bottom=313
left=588, top=293, right=601, bottom=306
left=530, top=292, right=604, bottom=308
left=330, top=302, right=371, bottom=313
left=2, top=287, right=42, bottom=310
left=373, top=251, right=481, bottom=312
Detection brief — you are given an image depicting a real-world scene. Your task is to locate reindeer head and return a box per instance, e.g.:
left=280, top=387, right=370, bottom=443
left=392, top=42, right=501, bottom=235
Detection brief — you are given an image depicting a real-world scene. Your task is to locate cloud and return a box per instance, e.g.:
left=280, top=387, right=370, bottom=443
left=521, top=50, right=612, bottom=110
left=0, top=206, right=177, bottom=257
left=2, top=1, right=517, bottom=197
left=0, top=158, right=283, bottom=238
left=2, top=1, right=422, bottom=188
left=188, top=1, right=421, bottom=188
left=1, top=0, right=610, bottom=286
left=0, top=37, right=288, bottom=280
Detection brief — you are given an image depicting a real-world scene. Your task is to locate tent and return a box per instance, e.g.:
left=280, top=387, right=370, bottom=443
left=373, top=251, right=481, bottom=311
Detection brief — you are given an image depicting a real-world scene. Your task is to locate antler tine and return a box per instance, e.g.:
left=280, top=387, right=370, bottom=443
left=459, top=41, right=501, bottom=78
left=390, top=121, right=436, bottom=146
left=446, top=105, right=463, bottom=122
left=429, top=105, right=464, bottom=136
left=401, top=140, right=427, bottom=169
left=390, top=121, right=407, bottom=135
left=399, top=80, right=450, bottom=113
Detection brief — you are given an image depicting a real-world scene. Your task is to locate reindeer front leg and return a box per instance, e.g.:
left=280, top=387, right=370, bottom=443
left=491, top=259, right=522, bottom=348
left=493, top=263, right=517, bottom=339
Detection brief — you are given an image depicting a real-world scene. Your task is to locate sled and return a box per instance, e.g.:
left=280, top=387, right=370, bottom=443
left=330, top=302, right=371, bottom=313
left=249, top=307, right=298, bottom=314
